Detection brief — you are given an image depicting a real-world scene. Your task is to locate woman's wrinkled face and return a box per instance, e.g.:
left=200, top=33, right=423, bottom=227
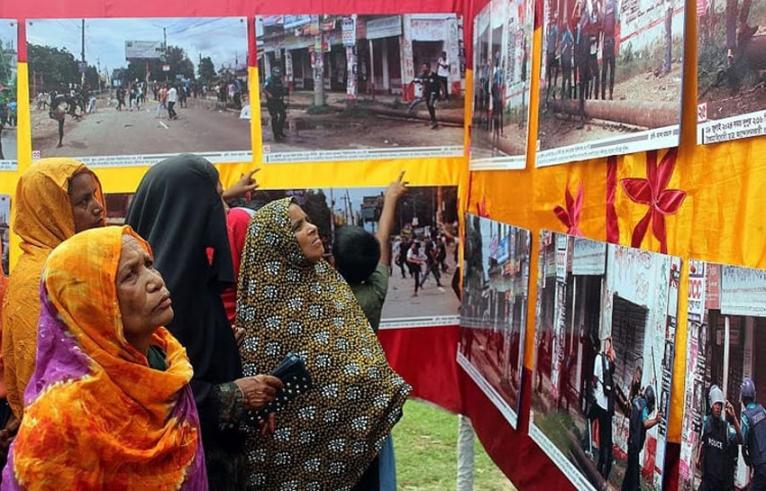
left=116, top=234, right=173, bottom=350
left=68, top=172, right=105, bottom=233
left=288, top=203, right=324, bottom=263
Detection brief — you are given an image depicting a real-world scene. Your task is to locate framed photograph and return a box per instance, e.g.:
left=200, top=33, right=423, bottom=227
left=530, top=232, right=681, bottom=490
left=469, top=0, right=534, bottom=170
left=458, top=213, right=531, bottom=428
left=27, top=17, right=250, bottom=167
left=535, top=0, right=685, bottom=166
left=0, top=20, right=17, bottom=169
left=256, top=14, right=466, bottom=163
left=679, top=260, right=766, bottom=490
left=105, top=186, right=460, bottom=328
left=696, top=0, right=766, bottom=144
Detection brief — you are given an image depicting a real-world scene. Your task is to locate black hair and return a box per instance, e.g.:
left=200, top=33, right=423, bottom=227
left=333, top=226, right=381, bottom=285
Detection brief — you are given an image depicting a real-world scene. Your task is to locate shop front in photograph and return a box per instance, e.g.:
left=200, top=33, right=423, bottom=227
left=257, top=14, right=463, bottom=102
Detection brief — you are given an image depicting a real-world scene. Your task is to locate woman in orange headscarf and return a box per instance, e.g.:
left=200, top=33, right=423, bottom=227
left=2, top=158, right=104, bottom=419
left=2, top=226, right=206, bottom=490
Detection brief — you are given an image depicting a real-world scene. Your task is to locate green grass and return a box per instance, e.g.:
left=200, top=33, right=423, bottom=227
left=392, top=400, right=517, bottom=491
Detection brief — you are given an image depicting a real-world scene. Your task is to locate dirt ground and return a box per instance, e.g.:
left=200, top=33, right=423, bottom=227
left=702, top=83, right=766, bottom=120
left=537, top=63, right=683, bottom=150
left=261, top=107, right=464, bottom=153
left=471, top=121, right=529, bottom=159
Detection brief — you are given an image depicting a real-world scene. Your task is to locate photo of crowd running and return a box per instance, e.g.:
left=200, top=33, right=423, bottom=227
left=530, top=232, right=680, bottom=491
left=470, top=0, right=534, bottom=169
left=536, top=0, right=685, bottom=165
left=697, top=0, right=766, bottom=144
left=0, top=20, right=16, bottom=163
left=256, top=14, right=466, bottom=163
left=680, top=261, right=766, bottom=491
left=26, top=17, right=251, bottom=164
left=459, top=214, right=531, bottom=427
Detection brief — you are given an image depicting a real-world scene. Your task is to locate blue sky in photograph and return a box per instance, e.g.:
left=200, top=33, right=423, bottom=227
left=27, top=17, right=247, bottom=74
left=0, top=20, right=16, bottom=52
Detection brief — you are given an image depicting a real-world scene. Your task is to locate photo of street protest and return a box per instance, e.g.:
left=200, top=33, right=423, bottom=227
left=536, top=0, right=685, bottom=166
left=679, top=261, right=766, bottom=490
left=0, top=20, right=17, bottom=166
left=256, top=15, right=466, bottom=163
left=530, top=232, right=680, bottom=490
left=469, top=0, right=534, bottom=170
left=697, top=0, right=766, bottom=144
left=458, top=214, right=531, bottom=428
left=104, top=185, right=460, bottom=327
left=27, top=17, right=250, bottom=166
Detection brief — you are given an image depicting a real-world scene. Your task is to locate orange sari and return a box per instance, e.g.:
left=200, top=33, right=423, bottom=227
left=3, top=226, right=205, bottom=490
left=1, top=158, right=104, bottom=417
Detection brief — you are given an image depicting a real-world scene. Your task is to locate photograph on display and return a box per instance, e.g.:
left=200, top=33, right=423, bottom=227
left=458, top=214, right=531, bottom=428
left=470, top=0, right=533, bottom=170
left=27, top=17, right=250, bottom=166
left=530, top=232, right=681, bottom=490
left=696, top=0, right=766, bottom=144
left=0, top=194, right=8, bottom=274
left=535, top=0, right=685, bottom=166
left=679, top=261, right=766, bottom=490
left=0, top=20, right=17, bottom=168
left=105, top=186, right=460, bottom=327
left=256, top=15, right=466, bottom=163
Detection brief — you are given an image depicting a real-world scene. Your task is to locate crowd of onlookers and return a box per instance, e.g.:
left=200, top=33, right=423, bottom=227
left=0, top=156, right=411, bottom=490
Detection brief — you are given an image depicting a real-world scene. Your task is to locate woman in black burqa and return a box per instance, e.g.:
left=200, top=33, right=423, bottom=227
left=126, top=154, right=281, bottom=490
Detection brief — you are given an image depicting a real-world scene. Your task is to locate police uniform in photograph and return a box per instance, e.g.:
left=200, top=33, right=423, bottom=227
left=698, top=385, right=739, bottom=491
left=741, top=378, right=766, bottom=491
left=622, top=386, right=660, bottom=491
left=263, top=66, right=287, bottom=141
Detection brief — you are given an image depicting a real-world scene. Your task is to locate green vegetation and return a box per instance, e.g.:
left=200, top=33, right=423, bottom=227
left=392, top=400, right=516, bottom=491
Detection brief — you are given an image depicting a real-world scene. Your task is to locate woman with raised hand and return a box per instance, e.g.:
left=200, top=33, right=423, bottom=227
left=237, top=197, right=411, bottom=490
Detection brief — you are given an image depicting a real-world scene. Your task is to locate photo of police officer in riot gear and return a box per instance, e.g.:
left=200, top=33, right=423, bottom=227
left=694, top=385, right=742, bottom=491
left=680, top=260, right=766, bottom=490
left=740, top=377, right=766, bottom=491
left=263, top=66, right=287, bottom=141
left=530, top=232, right=680, bottom=491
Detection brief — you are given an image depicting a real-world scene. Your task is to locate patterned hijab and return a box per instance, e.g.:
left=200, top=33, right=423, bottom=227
left=2, top=226, right=206, bottom=490
left=236, top=198, right=411, bottom=490
left=2, top=158, right=103, bottom=417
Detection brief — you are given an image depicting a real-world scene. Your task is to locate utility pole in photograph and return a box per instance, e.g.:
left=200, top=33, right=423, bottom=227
left=80, top=19, right=86, bottom=87
left=96, top=58, right=102, bottom=92
left=163, top=27, right=168, bottom=82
